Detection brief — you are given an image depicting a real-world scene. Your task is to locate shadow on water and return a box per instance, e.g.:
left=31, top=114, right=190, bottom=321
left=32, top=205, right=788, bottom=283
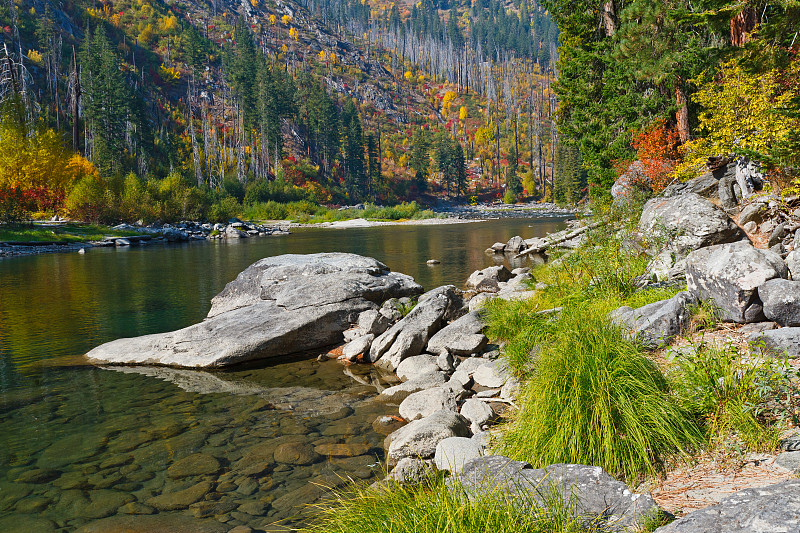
left=0, top=217, right=567, bottom=532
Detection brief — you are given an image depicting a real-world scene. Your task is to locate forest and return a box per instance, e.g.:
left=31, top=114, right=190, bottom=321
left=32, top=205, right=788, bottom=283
left=0, top=0, right=567, bottom=224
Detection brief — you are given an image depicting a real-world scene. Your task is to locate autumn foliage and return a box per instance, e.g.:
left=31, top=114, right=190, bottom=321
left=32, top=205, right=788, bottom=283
left=631, top=118, right=681, bottom=192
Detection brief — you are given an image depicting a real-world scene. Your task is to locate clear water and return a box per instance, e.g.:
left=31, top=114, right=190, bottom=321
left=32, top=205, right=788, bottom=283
left=0, top=217, right=567, bottom=532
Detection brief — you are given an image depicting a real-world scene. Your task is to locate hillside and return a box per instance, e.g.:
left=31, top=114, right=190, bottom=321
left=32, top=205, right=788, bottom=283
left=0, top=0, right=567, bottom=224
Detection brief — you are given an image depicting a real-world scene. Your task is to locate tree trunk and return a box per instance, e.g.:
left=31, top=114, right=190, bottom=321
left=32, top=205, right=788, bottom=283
left=675, top=83, right=689, bottom=143
left=730, top=7, right=757, bottom=47
left=602, top=1, right=618, bottom=37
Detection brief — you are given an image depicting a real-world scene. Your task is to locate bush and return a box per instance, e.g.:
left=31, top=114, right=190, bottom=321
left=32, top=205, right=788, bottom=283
left=497, top=304, right=702, bottom=482
left=65, top=175, right=115, bottom=223
left=503, top=188, right=517, bottom=204
left=244, top=177, right=310, bottom=204
left=302, top=476, right=602, bottom=533
left=209, top=196, right=241, bottom=222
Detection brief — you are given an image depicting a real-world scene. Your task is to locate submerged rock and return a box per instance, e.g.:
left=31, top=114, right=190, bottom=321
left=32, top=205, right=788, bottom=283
left=86, top=253, right=422, bottom=367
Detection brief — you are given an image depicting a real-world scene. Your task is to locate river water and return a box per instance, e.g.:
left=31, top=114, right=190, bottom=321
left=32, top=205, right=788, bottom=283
left=0, top=217, right=567, bottom=532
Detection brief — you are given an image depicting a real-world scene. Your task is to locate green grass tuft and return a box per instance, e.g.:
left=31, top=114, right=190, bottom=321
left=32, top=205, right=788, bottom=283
left=495, top=303, right=702, bottom=482
left=301, top=475, right=604, bottom=533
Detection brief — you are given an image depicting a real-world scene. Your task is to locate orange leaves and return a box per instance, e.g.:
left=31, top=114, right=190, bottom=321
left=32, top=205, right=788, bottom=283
left=632, top=118, right=680, bottom=192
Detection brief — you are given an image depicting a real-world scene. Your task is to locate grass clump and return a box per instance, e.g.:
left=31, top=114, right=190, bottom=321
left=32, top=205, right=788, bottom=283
left=496, top=303, right=702, bottom=482
left=241, top=201, right=438, bottom=223
left=0, top=223, right=139, bottom=243
left=301, top=476, right=603, bottom=533
left=670, top=341, right=800, bottom=451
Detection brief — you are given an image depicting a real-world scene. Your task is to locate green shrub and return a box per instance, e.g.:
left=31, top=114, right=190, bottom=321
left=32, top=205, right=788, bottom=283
left=209, top=196, right=241, bottom=222
left=496, top=303, right=702, bottom=482
left=244, top=177, right=310, bottom=204
left=503, top=188, right=517, bottom=204
left=66, top=175, right=115, bottom=223
left=302, top=475, right=601, bottom=533
left=671, top=341, right=800, bottom=451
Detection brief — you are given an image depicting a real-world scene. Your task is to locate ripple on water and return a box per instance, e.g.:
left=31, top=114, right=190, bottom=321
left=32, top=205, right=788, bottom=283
left=0, top=358, right=398, bottom=531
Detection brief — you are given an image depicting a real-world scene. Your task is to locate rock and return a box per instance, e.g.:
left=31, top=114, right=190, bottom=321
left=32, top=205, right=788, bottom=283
left=0, top=515, right=58, bottom=533
left=377, top=372, right=448, bottom=402
left=460, top=455, right=659, bottom=531
left=506, top=236, right=526, bottom=253
left=607, top=291, right=698, bottom=348
left=501, top=273, right=533, bottom=293
left=162, top=228, right=190, bottom=242
left=370, top=286, right=462, bottom=370
left=314, top=443, right=372, bottom=457
left=273, top=442, right=321, bottom=465
left=743, top=220, right=758, bottom=233
left=500, top=376, right=520, bottom=400
left=739, top=321, right=779, bottom=335
left=718, top=167, right=741, bottom=211
left=662, top=172, right=720, bottom=199
left=87, top=253, right=422, bottom=367
left=460, top=398, right=495, bottom=426
left=387, top=458, right=434, bottom=483
left=357, top=309, right=391, bottom=335
left=467, top=292, right=494, bottom=312
left=434, top=437, right=483, bottom=474
left=611, top=161, right=650, bottom=204
left=426, top=311, right=487, bottom=356
left=372, top=415, right=407, bottom=435
left=759, top=278, right=800, bottom=326
left=396, top=354, right=441, bottom=381
left=224, top=226, right=248, bottom=239
left=769, top=223, right=787, bottom=248
left=427, top=259, right=441, bottom=265
left=781, top=433, right=800, bottom=451
left=385, top=410, right=471, bottom=461
left=436, top=350, right=455, bottom=372
left=775, top=452, right=800, bottom=472
left=787, top=250, right=800, bottom=280
left=639, top=193, right=745, bottom=257
left=472, top=360, right=509, bottom=388
left=686, top=242, right=787, bottom=323
left=398, top=385, right=465, bottom=421
left=466, top=266, right=512, bottom=290
left=653, top=479, right=800, bottom=533
left=167, top=453, right=221, bottom=478
left=739, top=202, right=766, bottom=226
left=490, top=242, right=507, bottom=253
left=449, top=358, right=489, bottom=388
left=146, top=481, right=213, bottom=510
left=75, top=514, right=228, bottom=533
left=749, top=327, right=800, bottom=357
left=115, top=238, right=131, bottom=246
left=341, top=334, right=375, bottom=361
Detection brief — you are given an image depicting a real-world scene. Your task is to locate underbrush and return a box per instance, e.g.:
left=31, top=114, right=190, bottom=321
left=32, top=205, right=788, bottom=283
left=301, top=475, right=607, bottom=533
left=670, top=341, right=800, bottom=451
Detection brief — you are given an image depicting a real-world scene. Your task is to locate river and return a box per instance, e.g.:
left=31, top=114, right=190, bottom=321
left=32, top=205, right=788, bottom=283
left=0, top=217, right=568, bottom=532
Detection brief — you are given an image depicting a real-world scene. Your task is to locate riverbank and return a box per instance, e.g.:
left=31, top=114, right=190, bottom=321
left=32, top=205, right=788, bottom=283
left=0, top=201, right=577, bottom=259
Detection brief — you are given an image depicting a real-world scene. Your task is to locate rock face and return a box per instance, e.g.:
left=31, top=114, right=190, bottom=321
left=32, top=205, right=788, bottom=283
left=385, top=410, right=471, bottom=461
left=662, top=172, right=719, bottom=199
left=607, top=292, right=698, bottom=348
left=370, top=286, right=462, bottom=370
left=686, top=242, right=787, bottom=323
left=426, top=311, right=487, bottom=356
left=86, top=253, right=422, bottom=367
left=653, top=479, right=800, bottom=533
left=458, top=455, right=659, bottom=531
left=639, top=193, right=745, bottom=257
left=758, top=279, right=800, bottom=326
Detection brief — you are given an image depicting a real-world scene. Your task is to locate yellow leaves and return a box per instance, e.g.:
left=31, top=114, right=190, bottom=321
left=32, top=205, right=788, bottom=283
left=289, top=27, right=299, bottom=40
left=138, top=23, right=155, bottom=45
left=159, top=14, right=178, bottom=34
left=404, top=71, right=414, bottom=81
left=674, top=58, right=799, bottom=180
left=281, top=14, right=292, bottom=25
left=417, top=74, right=425, bottom=83
left=319, top=50, right=327, bottom=61
left=474, top=126, right=494, bottom=146
left=281, top=44, right=288, bottom=53
left=442, top=91, right=458, bottom=106
left=459, top=106, right=468, bottom=121
left=159, top=64, right=182, bottom=83
left=26, top=49, right=44, bottom=65
left=250, top=0, right=258, bottom=6
left=329, top=52, right=337, bottom=64
left=269, top=14, right=277, bottom=24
